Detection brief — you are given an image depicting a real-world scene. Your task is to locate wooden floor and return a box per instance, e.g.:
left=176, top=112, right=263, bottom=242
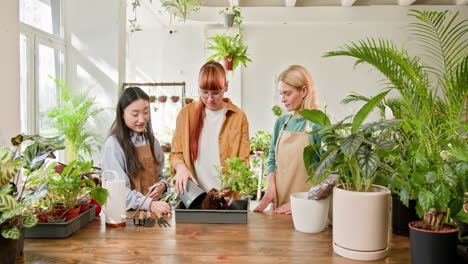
left=18, top=211, right=411, bottom=264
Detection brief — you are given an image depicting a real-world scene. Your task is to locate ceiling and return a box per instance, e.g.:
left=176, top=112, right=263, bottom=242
left=202, top=0, right=467, bottom=7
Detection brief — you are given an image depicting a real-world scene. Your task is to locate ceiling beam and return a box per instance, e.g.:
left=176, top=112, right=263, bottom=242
left=285, top=0, right=296, bottom=7
left=398, top=0, right=416, bottom=5
left=456, top=0, right=468, bottom=5
left=341, top=0, right=356, bottom=7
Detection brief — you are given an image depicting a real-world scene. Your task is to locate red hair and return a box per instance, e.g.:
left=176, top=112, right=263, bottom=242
left=190, top=61, right=227, bottom=161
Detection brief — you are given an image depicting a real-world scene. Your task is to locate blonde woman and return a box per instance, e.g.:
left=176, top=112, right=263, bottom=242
left=255, top=65, right=322, bottom=214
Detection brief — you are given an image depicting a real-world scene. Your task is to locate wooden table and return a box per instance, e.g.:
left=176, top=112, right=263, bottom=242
left=18, top=211, right=410, bottom=263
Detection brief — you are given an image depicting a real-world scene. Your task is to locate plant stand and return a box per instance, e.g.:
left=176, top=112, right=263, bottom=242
left=333, top=185, right=391, bottom=261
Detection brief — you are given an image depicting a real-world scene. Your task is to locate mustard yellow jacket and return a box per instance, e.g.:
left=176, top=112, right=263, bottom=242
left=169, top=98, right=250, bottom=176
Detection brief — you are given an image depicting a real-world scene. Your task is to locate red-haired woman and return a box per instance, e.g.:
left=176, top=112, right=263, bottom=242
left=169, top=61, right=250, bottom=198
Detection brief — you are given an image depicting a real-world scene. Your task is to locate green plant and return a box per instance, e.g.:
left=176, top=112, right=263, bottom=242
left=128, top=0, right=153, bottom=32
left=300, top=90, right=402, bottom=192
left=47, top=78, right=104, bottom=163
left=0, top=135, right=64, bottom=239
left=323, top=10, right=467, bottom=230
left=219, top=5, right=243, bottom=26
left=272, top=105, right=283, bottom=117
left=162, top=0, right=203, bottom=22
left=216, top=156, right=257, bottom=197
left=249, top=131, right=272, bottom=154
left=206, top=34, right=252, bottom=71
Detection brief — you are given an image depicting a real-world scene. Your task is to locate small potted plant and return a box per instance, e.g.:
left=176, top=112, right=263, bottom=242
left=158, top=95, right=168, bottom=103
left=170, top=95, right=180, bottom=103
left=184, top=97, right=194, bottom=105
left=206, top=34, right=252, bottom=71
left=149, top=95, right=157, bottom=103
left=219, top=5, right=243, bottom=27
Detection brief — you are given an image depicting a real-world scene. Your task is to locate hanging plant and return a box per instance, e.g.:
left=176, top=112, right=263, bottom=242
left=184, top=97, right=194, bottom=104
left=171, top=96, right=180, bottom=103
left=149, top=95, right=157, bottom=103
left=206, top=34, right=252, bottom=71
left=158, top=96, right=168, bottom=103
left=162, top=0, right=203, bottom=22
left=129, top=0, right=153, bottom=32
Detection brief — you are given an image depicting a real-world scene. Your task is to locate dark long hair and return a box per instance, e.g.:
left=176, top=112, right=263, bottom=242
left=190, top=61, right=227, bottom=161
left=109, top=87, right=158, bottom=177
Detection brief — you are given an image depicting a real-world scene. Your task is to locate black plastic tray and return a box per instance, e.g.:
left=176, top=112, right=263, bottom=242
left=25, top=205, right=96, bottom=238
left=175, top=200, right=248, bottom=224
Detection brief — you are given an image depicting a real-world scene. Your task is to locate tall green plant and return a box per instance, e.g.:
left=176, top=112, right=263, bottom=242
left=206, top=34, right=252, bottom=71
left=47, top=78, right=104, bottom=163
left=323, top=10, right=467, bottom=230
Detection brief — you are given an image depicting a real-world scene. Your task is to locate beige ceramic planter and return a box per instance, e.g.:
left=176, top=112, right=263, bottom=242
left=291, top=192, right=330, bottom=233
left=333, top=184, right=391, bottom=261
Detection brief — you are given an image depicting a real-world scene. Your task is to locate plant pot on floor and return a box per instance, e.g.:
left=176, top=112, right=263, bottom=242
left=392, top=194, right=419, bottom=236
left=409, top=221, right=459, bottom=264
left=290, top=192, right=330, bottom=233
left=333, top=184, right=391, bottom=261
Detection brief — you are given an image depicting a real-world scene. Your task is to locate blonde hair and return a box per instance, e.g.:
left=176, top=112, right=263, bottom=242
left=278, top=65, right=319, bottom=110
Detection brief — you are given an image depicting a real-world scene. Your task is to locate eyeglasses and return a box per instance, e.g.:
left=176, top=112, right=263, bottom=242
left=199, top=89, right=223, bottom=98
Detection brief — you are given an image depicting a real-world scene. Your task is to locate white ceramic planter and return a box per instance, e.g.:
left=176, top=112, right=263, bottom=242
left=290, top=192, right=330, bottom=233
left=333, top=184, right=391, bottom=261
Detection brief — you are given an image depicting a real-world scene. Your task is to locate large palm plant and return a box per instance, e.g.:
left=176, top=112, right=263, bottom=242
left=324, top=10, right=467, bottom=230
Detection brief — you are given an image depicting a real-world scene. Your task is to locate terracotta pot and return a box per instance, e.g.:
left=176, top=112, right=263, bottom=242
left=221, top=56, right=234, bottom=71
left=149, top=95, right=156, bottom=102
left=158, top=96, right=167, bottom=103
left=171, top=96, right=180, bottom=103
left=185, top=98, right=194, bottom=104
left=79, top=199, right=91, bottom=213
left=54, top=207, right=81, bottom=222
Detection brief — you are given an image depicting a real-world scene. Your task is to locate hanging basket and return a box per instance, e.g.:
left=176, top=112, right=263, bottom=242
left=171, top=96, right=180, bottom=103
left=158, top=96, right=167, bottom=103
left=223, top=14, right=235, bottom=27
left=221, top=56, right=234, bottom=71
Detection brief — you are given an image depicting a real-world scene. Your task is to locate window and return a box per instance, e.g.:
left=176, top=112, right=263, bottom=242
left=20, top=0, right=64, bottom=135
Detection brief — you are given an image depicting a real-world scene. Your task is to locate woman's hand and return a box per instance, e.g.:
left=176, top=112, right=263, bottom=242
left=147, top=182, right=166, bottom=200
left=171, top=163, right=199, bottom=194
left=254, top=172, right=277, bottom=212
left=274, top=202, right=291, bottom=215
left=150, top=200, right=171, bottom=215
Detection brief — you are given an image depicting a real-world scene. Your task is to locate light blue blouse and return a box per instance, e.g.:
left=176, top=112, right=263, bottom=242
left=101, top=133, right=168, bottom=211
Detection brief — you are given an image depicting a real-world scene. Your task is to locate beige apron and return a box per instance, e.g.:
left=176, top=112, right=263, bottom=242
left=275, top=115, right=313, bottom=206
left=129, top=145, right=159, bottom=195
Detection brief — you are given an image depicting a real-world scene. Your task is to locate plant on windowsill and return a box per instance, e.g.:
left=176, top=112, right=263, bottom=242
left=47, top=78, right=104, bottom=163
left=206, top=34, right=252, bottom=71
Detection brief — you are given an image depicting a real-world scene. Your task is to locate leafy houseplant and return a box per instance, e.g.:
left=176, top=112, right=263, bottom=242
left=219, top=5, right=243, bottom=27
left=323, top=10, right=467, bottom=233
left=249, top=131, right=272, bottom=154
left=0, top=135, right=65, bottom=240
left=272, top=105, right=283, bottom=117
left=206, top=34, right=252, bottom=71
left=47, top=78, right=104, bottom=163
left=162, top=0, right=203, bottom=22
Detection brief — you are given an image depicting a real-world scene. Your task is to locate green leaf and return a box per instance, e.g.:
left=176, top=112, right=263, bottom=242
left=449, top=199, right=463, bottom=218
left=0, top=193, right=19, bottom=211
left=410, top=172, right=425, bottom=188
left=21, top=215, right=38, bottom=228
left=352, top=90, right=390, bottom=133
left=361, top=119, right=403, bottom=133
left=341, top=133, right=364, bottom=158
left=455, top=208, right=468, bottom=223
left=362, top=138, right=396, bottom=149
left=0, top=183, right=14, bottom=195
left=418, top=190, right=435, bottom=213
left=414, top=153, right=430, bottom=171
left=434, top=182, right=450, bottom=210
left=443, top=164, right=458, bottom=186
left=1, top=226, right=21, bottom=239
left=400, top=184, right=410, bottom=207
left=315, top=147, right=339, bottom=179
left=356, top=146, right=379, bottom=179
left=424, top=171, right=437, bottom=184
left=91, top=186, right=108, bottom=206
left=298, top=109, right=331, bottom=126
left=303, top=144, right=321, bottom=177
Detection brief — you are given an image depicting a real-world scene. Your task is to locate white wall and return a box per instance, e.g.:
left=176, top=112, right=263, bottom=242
left=129, top=5, right=467, bottom=136
left=0, top=0, right=20, bottom=146
left=63, top=0, right=125, bottom=163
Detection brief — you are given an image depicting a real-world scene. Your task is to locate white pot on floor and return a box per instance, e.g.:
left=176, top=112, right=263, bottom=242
left=290, top=192, right=330, bottom=233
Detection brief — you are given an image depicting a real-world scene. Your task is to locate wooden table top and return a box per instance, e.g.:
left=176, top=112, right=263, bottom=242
left=18, top=211, right=411, bottom=263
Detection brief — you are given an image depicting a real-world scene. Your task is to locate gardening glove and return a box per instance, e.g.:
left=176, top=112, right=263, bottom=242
left=171, top=163, right=199, bottom=194
left=274, top=203, right=291, bottom=215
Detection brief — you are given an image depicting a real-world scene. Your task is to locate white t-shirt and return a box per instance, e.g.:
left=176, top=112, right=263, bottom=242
left=194, top=106, right=226, bottom=192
